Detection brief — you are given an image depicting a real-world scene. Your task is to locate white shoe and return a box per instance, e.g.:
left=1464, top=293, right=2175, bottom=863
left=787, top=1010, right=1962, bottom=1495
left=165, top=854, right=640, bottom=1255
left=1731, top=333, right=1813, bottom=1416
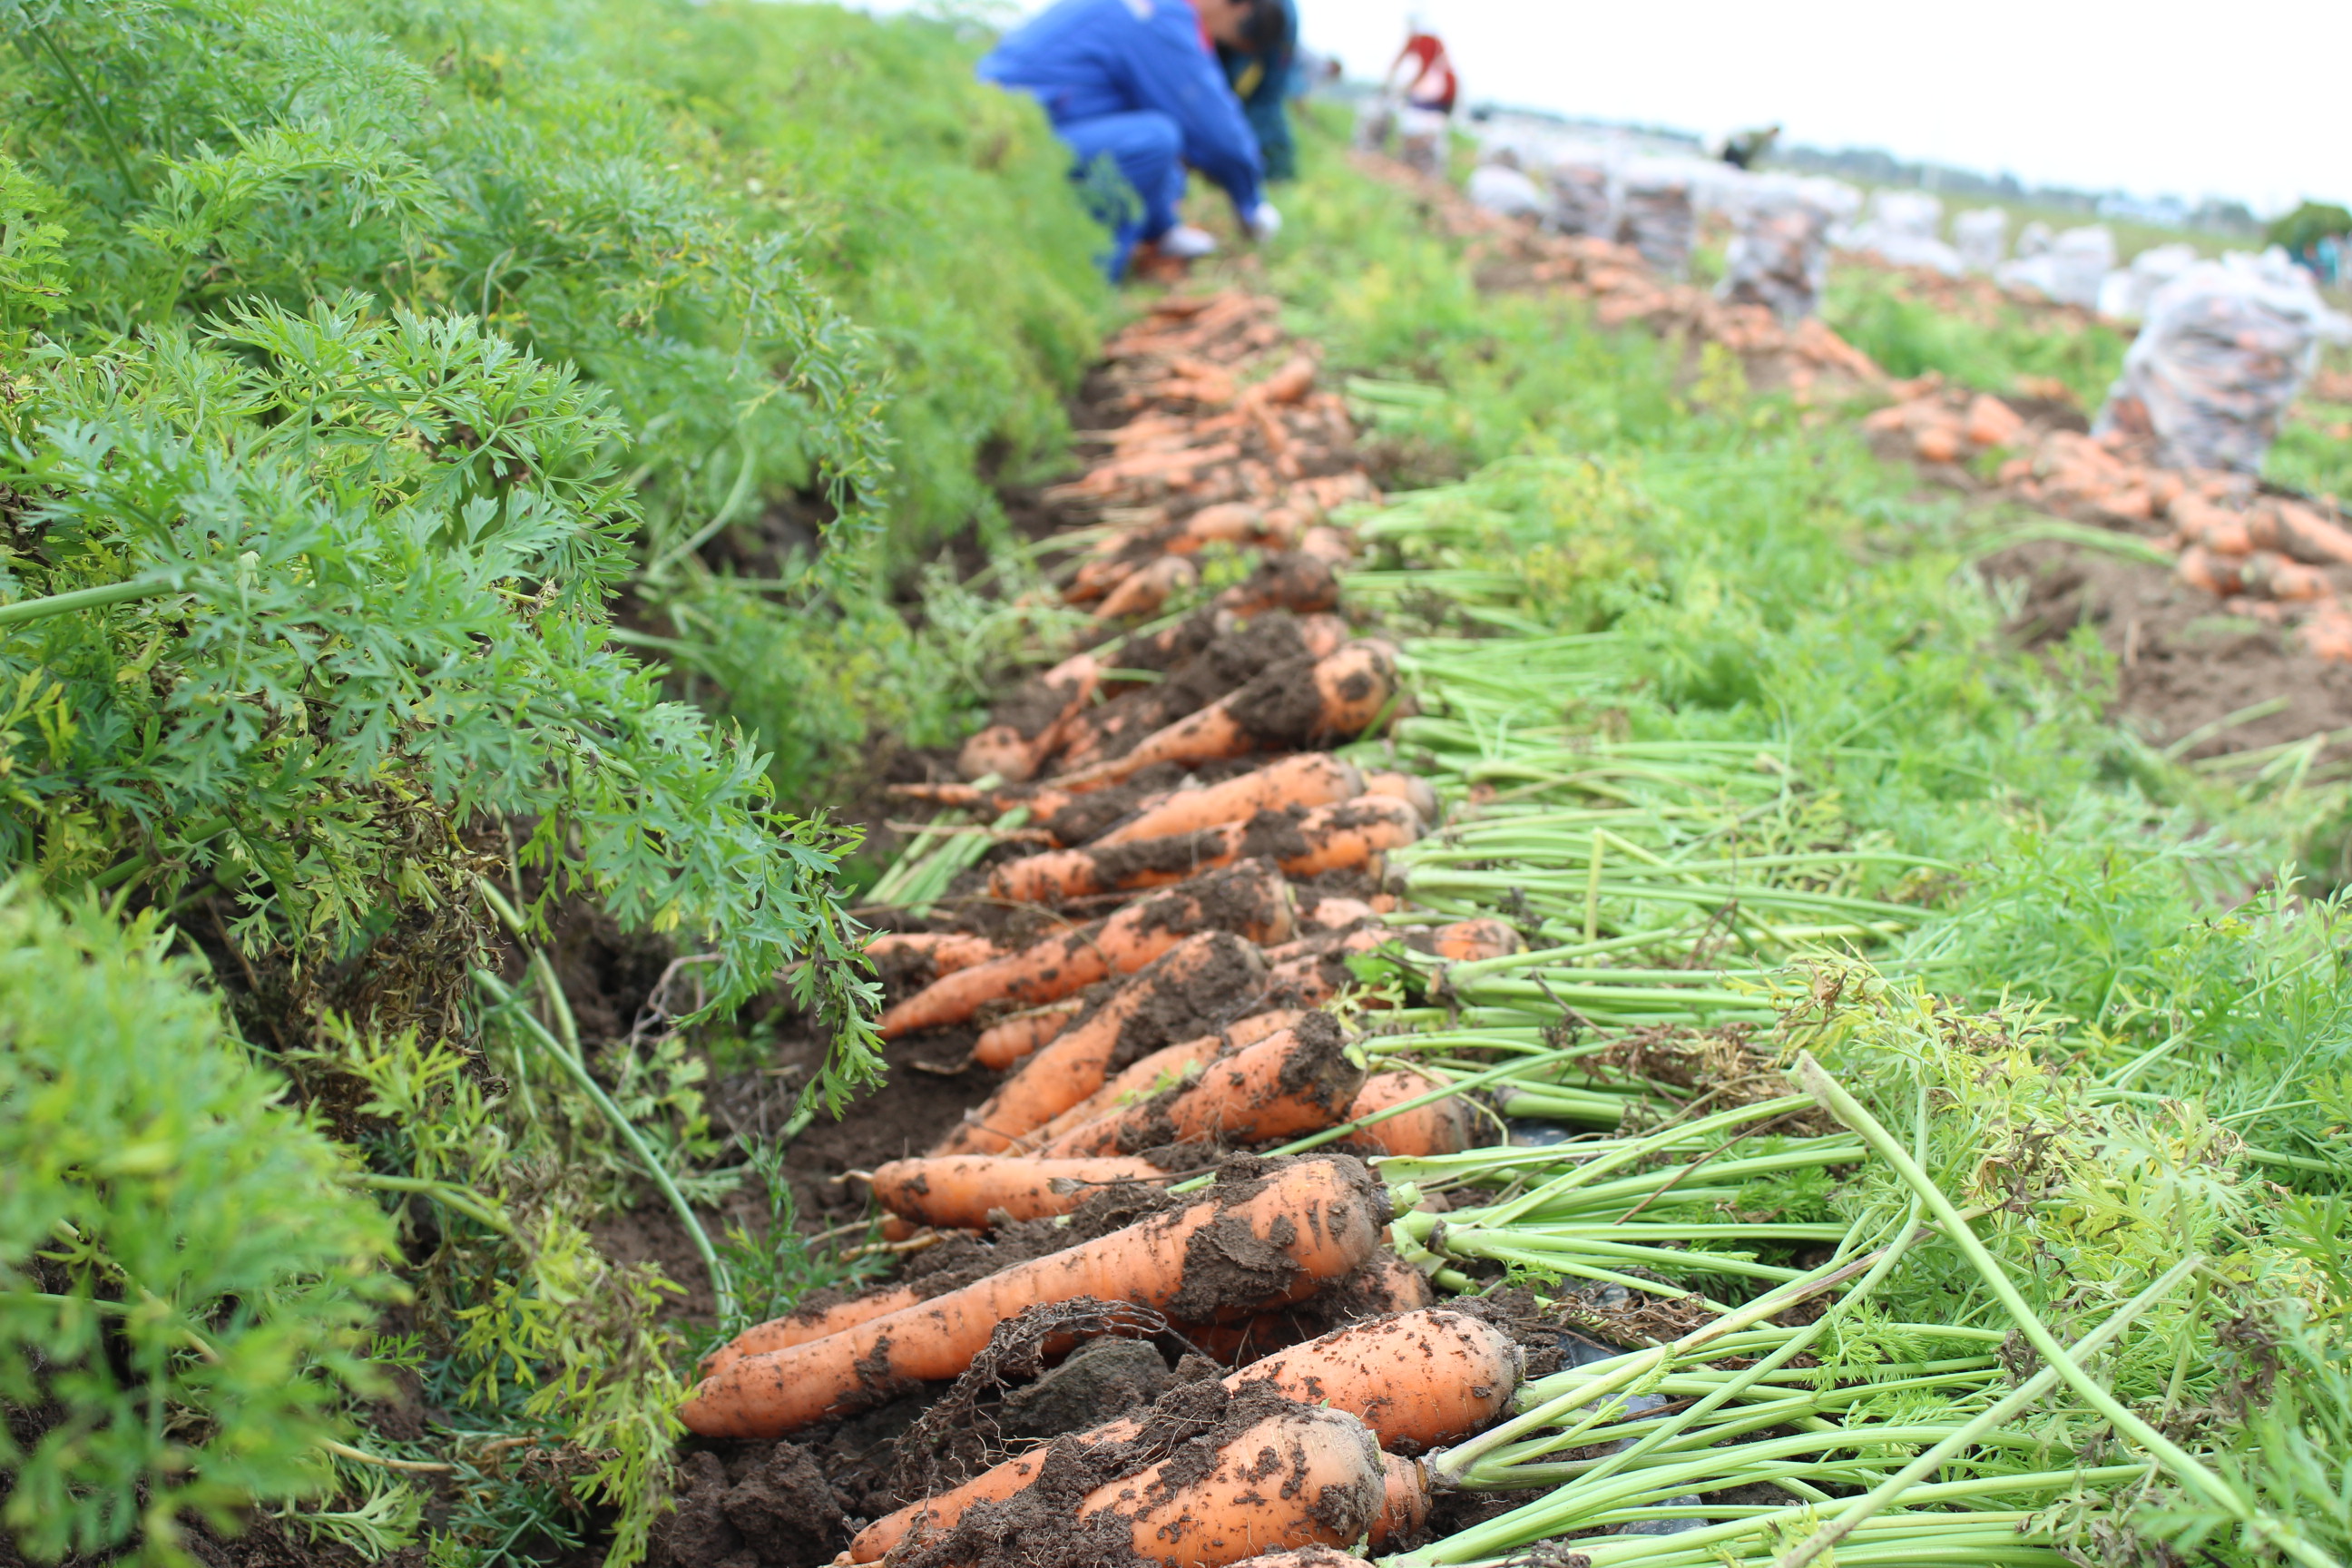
left=1155, top=224, right=1220, bottom=260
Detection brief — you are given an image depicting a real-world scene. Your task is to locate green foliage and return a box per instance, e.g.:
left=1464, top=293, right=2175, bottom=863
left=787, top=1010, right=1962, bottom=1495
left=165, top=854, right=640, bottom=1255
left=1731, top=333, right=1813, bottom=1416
left=0, top=886, right=398, bottom=1565
left=1820, top=262, right=2130, bottom=410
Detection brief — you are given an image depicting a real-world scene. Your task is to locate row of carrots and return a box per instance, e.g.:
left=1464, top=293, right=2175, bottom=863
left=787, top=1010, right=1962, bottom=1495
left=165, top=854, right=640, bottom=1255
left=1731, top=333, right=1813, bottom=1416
left=669, top=287, right=1540, bottom=1567
left=1863, top=376, right=2352, bottom=660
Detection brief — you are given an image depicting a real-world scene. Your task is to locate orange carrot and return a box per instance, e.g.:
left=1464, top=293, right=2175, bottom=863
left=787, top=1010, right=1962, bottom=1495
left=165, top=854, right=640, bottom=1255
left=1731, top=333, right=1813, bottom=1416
left=1297, top=524, right=1356, bottom=564
left=2175, top=544, right=2245, bottom=598
left=1341, top=1070, right=1475, bottom=1158
left=867, top=1154, right=1166, bottom=1230
left=881, top=860, right=1293, bottom=1038
left=2239, top=550, right=2333, bottom=603
left=1036, top=1013, right=1364, bottom=1157
left=991, top=792, right=1417, bottom=906
left=698, top=1281, right=928, bottom=1378
left=1215, top=550, right=1342, bottom=616
left=865, top=932, right=1003, bottom=975
left=1093, top=554, right=1200, bottom=622
left=848, top=1308, right=1517, bottom=1560
left=959, top=651, right=1101, bottom=782
left=971, top=997, right=1084, bottom=1070
left=1359, top=769, right=1439, bottom=825
left=1225, top=1548, right=1374, bottom=1568
left=1431, top=916, right=1524, bottom=962
left=1299, top=896, right=1377, bottom=932
left=1371, top=1454, right=1431, bottom=1551
left=1096, top=755, right=1360, bottom=847
left=1243, top=354, right=1318, bottom=407
left=1079, top=1405, right=1384, bottom=1568
left=1051, top=642, right=1399, bottom=792
left=936, top=931, right=1270, bottom=1154
left=1293, top=612, right=1352, bottom=658
left=681, top=1156, right=1387, bottom=1437
left=1013, top=1011, right=1308, bottom=1153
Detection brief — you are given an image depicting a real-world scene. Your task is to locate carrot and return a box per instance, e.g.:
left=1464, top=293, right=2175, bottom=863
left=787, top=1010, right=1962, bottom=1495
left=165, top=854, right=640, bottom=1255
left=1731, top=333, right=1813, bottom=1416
left=1180, top=1248, right=1437, bottom=1365
left=1035, top=1012, right=1364, bottom=1157
left=1014, top=1011, right=1307, bottom=1153
left=1371, top=1454, right=1431, bottom=1551
left=1052, top=642, right=1399, bottom=792
left=1297, top=524, right=1356, bottom=564
left=1431, top=916, right=1524, bottom=962
left=959, top=651, right=1101, bottom=783
left=2299, top=603, right=2352, bottom=662
left=1077, top=1405, right=1384, bottom=1568
left=1243, top=353, right=1318, bottom=407
left=991, top=792, right=1418, bottom=906
left=1263, top=927, right=1393, bottom=1010
left=881, top=859, right=1293, bottom=1038
left=2175, top=544, right=2245, bottom=598
left=698, top=1281, right=928, bottom=1378
left=1292, top=612, right=1352, bottom=659
left=848, top=1308, right=1518, bottom=1560
left=1341, top=1070, right=1475, bottom=1158
left=866, top=1154, right=1166, bottom=1230
left=1359, top=769, right=1439, bottom=826
left=681, top=1155, right=1387, bottom=1437
left=1095, top=755, right=1363, bottom=847
left=1224, top=1549, right=1373, bottom=1568
left=971, top=997, right=1084, bottom=1070
left=937, top=931, right=1270, bottom=1154
left=2252, top=499, right=2352, bottom=565
left=1215, top=550, right=1341, bottom=616
left=1093, top=554, right=1199, bottom=622
left=2240, top=550, right=2333, bottom=603
left=866, top=932, right=1003, bottom=975
left=1299, top=896, right=1377, bottom=932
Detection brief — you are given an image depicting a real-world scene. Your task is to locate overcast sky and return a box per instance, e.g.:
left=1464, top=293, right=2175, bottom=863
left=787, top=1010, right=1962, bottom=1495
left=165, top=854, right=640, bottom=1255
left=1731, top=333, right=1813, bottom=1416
left=1291, top=0, right=2347, bottom=215
left=883, top=0, right=2349, bottom=217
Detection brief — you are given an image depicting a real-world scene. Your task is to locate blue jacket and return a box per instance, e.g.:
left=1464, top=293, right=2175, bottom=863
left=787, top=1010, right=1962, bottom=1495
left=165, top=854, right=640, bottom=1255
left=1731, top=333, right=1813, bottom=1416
left=981, top=0, right=1265, bottom=214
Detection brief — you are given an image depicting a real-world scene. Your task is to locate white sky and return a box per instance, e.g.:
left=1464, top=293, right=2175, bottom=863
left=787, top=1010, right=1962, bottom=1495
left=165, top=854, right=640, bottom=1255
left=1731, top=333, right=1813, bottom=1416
left=1304, top=0, right=2350, bottom=217
left=876, top=0, right=2351, bottom=217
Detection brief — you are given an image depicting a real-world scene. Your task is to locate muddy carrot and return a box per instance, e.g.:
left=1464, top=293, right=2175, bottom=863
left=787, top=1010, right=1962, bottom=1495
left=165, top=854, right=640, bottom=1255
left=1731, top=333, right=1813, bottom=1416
left=959, top=651, right=1101, bottom=783
left=1093, top=554, right=1200, bottom=622
left=971, top=997, right=1085, bottom=1070
left=936, top=931, right=1269, bottom=1154
left=1243, top=354, right=1318, bottom=407
left=848, top=1308, right=1517, bottom=1560
left=1341, top=1070, right=1475, bottom=1158
left=1082, top=1405, right=1383, bottom=1568
left=1215, top=550, right=1342, bottom=617
left=1431, top=917, right=1524, bottom=962
left=681, top=1156, right=1387, bottom=1437
left=1371, top=1454, right=1431, bottom=1551
left=866, top=932, right=1003, bottom=975
left=1013, top=1011, right=1306, bottom=1153
left=1224, top=1549, right=1374, bottom=1568
left=1035, top=1013, right=1365, bottom=1158
left=1359, top=769, right=1439, bottom=825
left=866, top=1154, right=1165, bottom=1230
left=881, top=860, right=1293, bottom=1038
left=698, top=1281, right=928, bottom=1378
left=1093, top=755, right=1362, bottom=847
left=993, top=792, right=1417, bottom=906
left=1050, top=642, right=1400, bottom=791
left=1299, top=896, right=1378, bottom=931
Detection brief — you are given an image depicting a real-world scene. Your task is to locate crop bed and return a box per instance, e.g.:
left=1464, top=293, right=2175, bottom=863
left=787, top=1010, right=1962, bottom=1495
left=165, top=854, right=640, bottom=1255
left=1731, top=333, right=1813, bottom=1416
left=649, top=186, right=2352, bottom=1567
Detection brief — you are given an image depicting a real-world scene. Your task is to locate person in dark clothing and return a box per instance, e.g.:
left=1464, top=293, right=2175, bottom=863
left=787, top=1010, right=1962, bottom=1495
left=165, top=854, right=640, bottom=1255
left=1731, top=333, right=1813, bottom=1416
left=980, top=0, right=1282, bottom=280
left=1216, top=0, right=1297, bottom=183
left=1720, top=124, right=1780, bottom=172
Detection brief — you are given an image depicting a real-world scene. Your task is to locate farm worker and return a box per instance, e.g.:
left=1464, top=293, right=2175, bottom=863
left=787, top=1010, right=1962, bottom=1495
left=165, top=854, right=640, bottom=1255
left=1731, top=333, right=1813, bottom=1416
left=980, top=0, right=1284, bottom=281
left=1217, top=0, right=1298, bottom=182
left=1382, top=17, right=1455, bottom=174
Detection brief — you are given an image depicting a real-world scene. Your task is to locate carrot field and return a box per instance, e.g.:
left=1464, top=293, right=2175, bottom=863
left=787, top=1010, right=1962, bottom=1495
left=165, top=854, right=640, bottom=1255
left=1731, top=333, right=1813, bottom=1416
left=3, top=6, right=2350, bottom=1568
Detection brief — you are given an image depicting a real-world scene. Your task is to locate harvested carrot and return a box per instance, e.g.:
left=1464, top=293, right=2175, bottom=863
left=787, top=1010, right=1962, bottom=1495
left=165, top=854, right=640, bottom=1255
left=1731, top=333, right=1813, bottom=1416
left=1036, top=1013, right=1365, bottom=1157
left=848, top=1308, right=1517, bottom=1560
left=881, top=860, right=1292, bottom=1038
left=2240, top=550, right=2333, bottom=602
left=1226, top=1549, right=1373, bottom=1568
left=1078, top=1405, right=1383, bottom=1568
left=867, top=1154, right=1165, bottom=1230
left=1292, top=612, right=1352, bottom=658
left=2252, top=499, right=2352, bottom=565
left=1432, top=916, right=1524, bottom=962
left=1371, top=1454, right=1431, bottom=1551
left=990, top=792, right=1418, bottom=905
left=1360, top=769, right=1439, bottom=825
left=1297, top=524, right=1355, bottom=564
left=960, top=651, right=1100, bottom=782
left=971, top=997, right=1084, bottom=1071
left=866, top=932, right=1002, bottom=975
left=937, top=931, right=1269, bottom=1154
left=681, top=1156, right=1387, bottom=1436
left=1014, top=1011, right=1307, bottom=1153
left=699, top=1281, right=927, bottom=1378
left=1093, top=554, right=1199, bottom=622
left=2175, top=544, right=2246, bottom=598
left=1216, top=550, right=1341, bottom=616
left=1052, top=642, right=1399, bottom=792
left=1341, top=1070, right=1475, bottom=1158
left=1096, top=755, right=1362, bottom=847
left=1299, top=895, right=1377, bottom=931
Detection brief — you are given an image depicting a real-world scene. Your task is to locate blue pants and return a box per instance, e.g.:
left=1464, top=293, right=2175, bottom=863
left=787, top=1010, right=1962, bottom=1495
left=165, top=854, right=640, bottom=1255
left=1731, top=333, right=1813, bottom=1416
left=1057, top=111, right=1186, bottom=279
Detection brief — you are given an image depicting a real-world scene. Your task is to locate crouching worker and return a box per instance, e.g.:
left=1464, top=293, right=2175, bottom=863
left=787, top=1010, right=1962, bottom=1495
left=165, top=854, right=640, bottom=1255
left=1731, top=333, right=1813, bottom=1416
left=980, top=0, right=1285, bottom=280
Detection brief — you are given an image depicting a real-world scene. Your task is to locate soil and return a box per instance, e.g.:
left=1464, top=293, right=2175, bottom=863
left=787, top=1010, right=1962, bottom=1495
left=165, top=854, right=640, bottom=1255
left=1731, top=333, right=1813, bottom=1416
left=1984, top=535, right=2352, bottom=760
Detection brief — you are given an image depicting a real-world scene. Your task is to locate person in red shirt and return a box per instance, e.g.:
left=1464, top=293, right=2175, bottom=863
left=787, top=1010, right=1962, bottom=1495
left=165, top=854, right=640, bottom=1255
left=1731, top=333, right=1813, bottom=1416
left=1386, top=22, right=1456, bottom=114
